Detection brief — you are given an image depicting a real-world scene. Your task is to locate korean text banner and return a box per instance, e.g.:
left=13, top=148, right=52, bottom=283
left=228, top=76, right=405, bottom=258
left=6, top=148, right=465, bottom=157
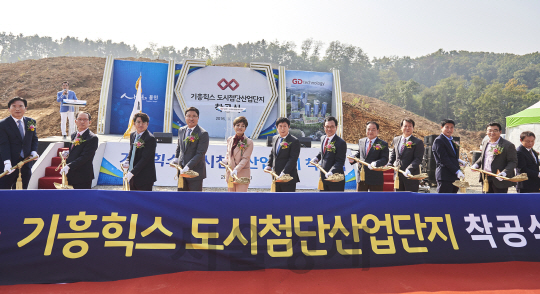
left=110, top=60, right=168, bottom=134
left=1, top=191, right=540, bottom=285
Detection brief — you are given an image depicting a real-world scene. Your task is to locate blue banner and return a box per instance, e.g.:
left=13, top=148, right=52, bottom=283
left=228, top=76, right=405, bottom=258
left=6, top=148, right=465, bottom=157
left=1, top=191, right=540, bottom=285
left=109, top=60, right=168, bottom=134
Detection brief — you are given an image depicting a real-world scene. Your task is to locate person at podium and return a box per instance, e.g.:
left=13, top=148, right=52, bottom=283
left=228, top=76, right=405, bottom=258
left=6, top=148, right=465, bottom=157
left=57, top=81, right=78, bottom=139
left=222, top=116, right=254, bottom=192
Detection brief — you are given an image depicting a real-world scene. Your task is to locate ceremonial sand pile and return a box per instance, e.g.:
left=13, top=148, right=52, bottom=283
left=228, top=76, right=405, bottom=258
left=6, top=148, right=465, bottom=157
left=0, top=56, right=484, bottom=152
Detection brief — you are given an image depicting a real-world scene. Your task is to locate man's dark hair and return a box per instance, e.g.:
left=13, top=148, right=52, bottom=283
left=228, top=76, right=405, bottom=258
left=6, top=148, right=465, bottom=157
left=520, top=131, right=536, bottom=141
left=233, top=116, right=248, bottom=127
left=185, top=107, right=199, bottom=117
left=76, top=111, right=92, bottom=121
left=275, top=117, right=290, bottom=127
left=400, top=118, right=415, bottom=128
left=324, top=116, right=338, bottom=126
left=8, top=97, right=27, bottom=108
left=133, top=112, right=150, bottom=123
left=487, top=122, right=502, bottom=132
left=63, top=81, right=69, bottom=85
left=366, top=121, right=379, bottom=130
left=440, top=119, right=455, bottom=128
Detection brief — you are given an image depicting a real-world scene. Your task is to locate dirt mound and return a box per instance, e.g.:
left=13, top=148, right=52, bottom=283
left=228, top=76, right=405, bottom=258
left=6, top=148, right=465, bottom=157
left=0, top=57, right=483, bottom=152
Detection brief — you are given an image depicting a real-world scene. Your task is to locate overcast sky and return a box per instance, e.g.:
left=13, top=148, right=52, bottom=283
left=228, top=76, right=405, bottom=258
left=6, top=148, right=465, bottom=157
left=2, top=0, right=539, bottom=59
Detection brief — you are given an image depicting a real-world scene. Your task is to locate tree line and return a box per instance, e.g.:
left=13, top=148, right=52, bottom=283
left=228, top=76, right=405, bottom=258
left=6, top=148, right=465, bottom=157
left=2, top=32, right=540, bottom=131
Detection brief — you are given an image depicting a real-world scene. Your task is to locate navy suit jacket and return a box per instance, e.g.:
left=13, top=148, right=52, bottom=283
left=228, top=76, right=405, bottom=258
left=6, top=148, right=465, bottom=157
left=351, top=137, right=389, bottom=185
left=516, top=144, right=540, bottom=192
left=268, top=133, right=301, bottom=183
left=432, top=134, right=460, bottom=182
left=0, top=116, right=38, bottom=165
left=128, top=130, right=157, bottom=185
left=66, top=129, right=99, bottom=185
left=315, top=135, right=347, bottom=180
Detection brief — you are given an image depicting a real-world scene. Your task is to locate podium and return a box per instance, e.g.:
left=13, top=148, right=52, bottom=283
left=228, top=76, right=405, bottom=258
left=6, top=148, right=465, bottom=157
left=218, top=107, right=246, bottom=141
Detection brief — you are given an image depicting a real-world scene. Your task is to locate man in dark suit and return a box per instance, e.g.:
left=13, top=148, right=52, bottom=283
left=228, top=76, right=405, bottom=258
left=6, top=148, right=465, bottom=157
left=432, top=119, right=466, bottom=193
left=515, top=131, right=539, bottom=193
left=0, top=97, right=39, bottom=189
left=349, top=121, right=389, bottom=191
left=388, top=118, right=425, bottom=192
left=313, top=116, right=347, bottom=191
left=264, top=117, right=301, bottom=192
left=122, top=113, right=157, bottom=191
left=60, top=111, right=99, bottom=189
left=472, top=122, right=517, bottom=193
left=171, top=107, right=209, bottom=191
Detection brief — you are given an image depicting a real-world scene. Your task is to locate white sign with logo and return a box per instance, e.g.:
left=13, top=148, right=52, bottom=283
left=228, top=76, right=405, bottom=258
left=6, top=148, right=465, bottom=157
left=181, top=67, right=273, bottom=138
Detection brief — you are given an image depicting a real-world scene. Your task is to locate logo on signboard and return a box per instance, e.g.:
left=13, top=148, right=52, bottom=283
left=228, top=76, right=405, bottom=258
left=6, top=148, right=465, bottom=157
left=217, top=78, right=240, bottom=91
left=292, top=78, right=303, bottom=84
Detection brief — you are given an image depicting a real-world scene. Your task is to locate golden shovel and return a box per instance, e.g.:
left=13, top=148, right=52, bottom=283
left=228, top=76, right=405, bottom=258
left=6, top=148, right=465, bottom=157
left=0, top=155, right=39, bottom=189
left=219, top=161, right=250, bottom=187
left=348, top=156, right=394, bottom=182
left=120, top=164, right=130, bottom=191
left=170, top=163, right=200, bottom=189
left=54, top=152, right=73, bottom=189
left=470, top=167, right=528, bottom=182
left=309, top=161, right=344, bottom=183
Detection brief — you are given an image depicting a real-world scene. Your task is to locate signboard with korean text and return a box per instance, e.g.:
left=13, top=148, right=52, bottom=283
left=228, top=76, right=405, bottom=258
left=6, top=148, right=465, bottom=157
left=1, top=191, right=539, bottom=285
left=285, top=70, right=334, bottom=141
left=179, top=66, right=275, bottom=138
left=96, top=142, right=346, bottom=189
left=109, top=60, right=168, bottom=134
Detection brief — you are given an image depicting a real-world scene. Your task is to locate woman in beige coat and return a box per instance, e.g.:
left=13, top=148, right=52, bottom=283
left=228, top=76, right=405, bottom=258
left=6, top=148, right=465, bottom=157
left=224, top=116, right=254, bottom=192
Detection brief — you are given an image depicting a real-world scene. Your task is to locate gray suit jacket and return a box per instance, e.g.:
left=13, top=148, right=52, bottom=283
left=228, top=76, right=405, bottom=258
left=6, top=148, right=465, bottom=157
left=474, top=137, right=517, bottom=189
left=175, top=125, right=209, bottom=180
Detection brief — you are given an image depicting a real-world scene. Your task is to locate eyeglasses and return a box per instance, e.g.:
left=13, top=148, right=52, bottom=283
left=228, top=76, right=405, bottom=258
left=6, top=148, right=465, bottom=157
left=77, top=119, right=89, bottom=122
left=186, top=115, right=199, bottom=119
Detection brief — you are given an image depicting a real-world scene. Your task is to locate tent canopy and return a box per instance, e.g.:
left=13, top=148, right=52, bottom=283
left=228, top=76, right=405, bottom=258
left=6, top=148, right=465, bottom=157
left=506, top=100, right=540, bottom=128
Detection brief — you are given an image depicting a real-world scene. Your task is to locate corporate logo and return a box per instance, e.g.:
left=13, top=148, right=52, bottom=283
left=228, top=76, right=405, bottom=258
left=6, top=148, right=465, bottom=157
left=217, top=78, right=239, bottom=91
left=292, top=78, right=325, bottom=87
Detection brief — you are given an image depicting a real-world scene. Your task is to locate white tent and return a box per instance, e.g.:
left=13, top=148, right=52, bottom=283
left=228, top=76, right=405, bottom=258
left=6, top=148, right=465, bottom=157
left=506, top=100, right=540, bottom=149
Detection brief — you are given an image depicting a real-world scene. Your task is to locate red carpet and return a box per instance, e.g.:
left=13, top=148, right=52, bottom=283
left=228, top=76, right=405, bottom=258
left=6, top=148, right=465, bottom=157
left=2, top=262, right=539, bottom=293
left=38, top=147, right=69, bottom=189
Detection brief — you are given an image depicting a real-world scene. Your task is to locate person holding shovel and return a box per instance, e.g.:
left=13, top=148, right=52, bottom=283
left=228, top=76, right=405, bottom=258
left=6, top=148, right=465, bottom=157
left=222, top=116, right=254, bottom=192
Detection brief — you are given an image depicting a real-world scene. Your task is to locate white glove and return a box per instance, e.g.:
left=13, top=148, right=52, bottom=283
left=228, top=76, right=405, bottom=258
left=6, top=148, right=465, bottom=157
left=264, top=166, right=272, bottom=171
left=170, top=158, right=179, bottom=167
left=348, top=158, right=355, bottom=164
left=279, top=172, right=285, bottom=177
left=122, top=161, right=130, bottom=169
left=538, top=172, right=540, bottom=179
left=60, top=165, right=70, bottom=175
left=312, top=158, right=319, bottom=164
left=222, top=158, right=228, bottom=166
left=181, top=166, right=189, bottom=174
left=231, top=169, right=238, bottom=177
left=124, top=171, right=133, bottom=182
left=456, top=170, right=465, bottom=179
left=471, top=164, right=479, bottom=171
left=393, top=161, right=399, bottom=167
left=496, top=171, right=506, bottom=181
left=403, top=169, right=412, bottom=177
left=4, top=163, right=14, bottom=175
left=325, top=171, right=333, bottom=178
left=369, top=162, right=378, bottom=170
left=31, top=151, right=39, bottom=160
left=61, top=151, right=69, bottom=158
left=458, top=159, right=467, bottom=166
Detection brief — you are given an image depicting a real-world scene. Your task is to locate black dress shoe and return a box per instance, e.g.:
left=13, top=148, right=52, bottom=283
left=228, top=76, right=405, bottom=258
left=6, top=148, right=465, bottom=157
left=63, top=135, right=67, bottom=139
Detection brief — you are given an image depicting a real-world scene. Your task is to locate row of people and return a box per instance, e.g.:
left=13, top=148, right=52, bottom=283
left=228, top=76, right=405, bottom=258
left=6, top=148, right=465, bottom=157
left=2, top=97, right=539, bottom=192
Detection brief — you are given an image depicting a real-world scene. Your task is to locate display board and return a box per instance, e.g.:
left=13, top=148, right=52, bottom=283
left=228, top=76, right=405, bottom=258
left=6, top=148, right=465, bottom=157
left=109, top=60, right=168, bottom=134
left=2, top=191, right=540, bottom=285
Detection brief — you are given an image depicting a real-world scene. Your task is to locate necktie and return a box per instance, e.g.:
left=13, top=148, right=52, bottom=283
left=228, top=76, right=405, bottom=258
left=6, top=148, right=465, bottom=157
left=530, top=149, right=537, bottom=164
left=17, top=120, right=24, bottom=157
left=184, top=129, right=192, bottom=147
left=276, top=138, right=282, bottom=155
left=70, top=133, right=80, bottom=150
left=399, top=137, right=406, bottom=155
left=129, top=135, right=140, bottom=171
left=367, top=140, right=372, bottom=155
left=323, top=138, right=329, bottom=154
